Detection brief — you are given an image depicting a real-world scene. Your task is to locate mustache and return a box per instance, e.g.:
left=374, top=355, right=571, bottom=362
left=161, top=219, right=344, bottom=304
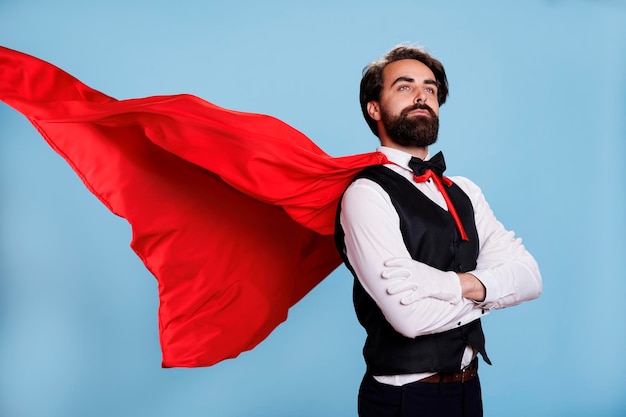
left=401, top=103, right=436, bottom=118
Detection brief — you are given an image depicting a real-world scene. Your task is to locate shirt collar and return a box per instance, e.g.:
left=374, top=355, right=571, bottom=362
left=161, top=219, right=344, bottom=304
left=376, top=146, right=431, bottom=170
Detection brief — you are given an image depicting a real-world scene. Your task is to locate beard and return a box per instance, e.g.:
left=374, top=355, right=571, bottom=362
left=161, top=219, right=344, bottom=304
left=380, top=103, right=439, bottom=147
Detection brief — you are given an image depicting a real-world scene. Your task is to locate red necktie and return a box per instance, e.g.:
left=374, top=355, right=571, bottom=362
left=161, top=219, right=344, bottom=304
left=409, top=152, right=469, bottom=241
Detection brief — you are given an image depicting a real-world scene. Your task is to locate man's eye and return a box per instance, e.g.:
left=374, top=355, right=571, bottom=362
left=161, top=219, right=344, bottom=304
left=398, top=85, right=410, bottom=91
left=425, top=87, right=435, bottom=94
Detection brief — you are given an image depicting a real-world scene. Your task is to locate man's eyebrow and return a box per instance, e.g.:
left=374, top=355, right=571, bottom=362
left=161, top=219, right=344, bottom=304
left=390, top=76, right=438, bottom=88
left=390, top=76, right=414, bottom=87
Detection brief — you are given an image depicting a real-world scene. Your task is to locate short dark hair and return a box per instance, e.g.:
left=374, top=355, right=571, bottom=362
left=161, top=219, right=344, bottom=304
left=359, top=45, right=449, bottom=137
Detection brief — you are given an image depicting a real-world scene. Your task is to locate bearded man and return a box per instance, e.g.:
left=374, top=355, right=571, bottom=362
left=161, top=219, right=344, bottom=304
left=335, top=45, right=542, bottom=417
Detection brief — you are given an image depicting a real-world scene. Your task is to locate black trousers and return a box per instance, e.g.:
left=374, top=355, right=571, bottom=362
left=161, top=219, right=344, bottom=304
left=358, top=373, right=483, bottom=417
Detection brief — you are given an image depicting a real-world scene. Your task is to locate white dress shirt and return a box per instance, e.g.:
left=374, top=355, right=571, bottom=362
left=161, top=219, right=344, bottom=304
left=339, top=146, right=542, bottom=386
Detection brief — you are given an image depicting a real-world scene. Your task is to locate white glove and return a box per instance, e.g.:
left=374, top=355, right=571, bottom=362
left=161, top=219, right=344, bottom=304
left=381, top=257, right=462, bottom=305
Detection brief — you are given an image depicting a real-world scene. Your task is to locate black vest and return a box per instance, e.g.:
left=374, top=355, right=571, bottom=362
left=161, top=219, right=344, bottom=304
left=335, top=165, right=491, bottom=375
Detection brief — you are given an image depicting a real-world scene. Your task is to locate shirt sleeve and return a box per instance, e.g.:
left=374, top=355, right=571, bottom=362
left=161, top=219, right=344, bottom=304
left=452, top=177, right=543, bottom=309
left=340, top=177, right=480, bottom=338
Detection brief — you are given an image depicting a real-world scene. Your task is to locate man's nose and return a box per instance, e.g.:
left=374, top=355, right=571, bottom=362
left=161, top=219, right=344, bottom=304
left=414, top=90, right=426, bottom=104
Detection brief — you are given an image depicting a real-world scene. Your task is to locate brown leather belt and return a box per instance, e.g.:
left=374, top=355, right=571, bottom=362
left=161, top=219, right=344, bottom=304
left=419, top=359, right=478, bottom=384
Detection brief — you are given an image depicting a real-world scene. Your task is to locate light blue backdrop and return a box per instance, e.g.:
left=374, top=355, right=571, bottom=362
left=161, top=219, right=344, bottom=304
left=1, top=1, right=624, bottom=416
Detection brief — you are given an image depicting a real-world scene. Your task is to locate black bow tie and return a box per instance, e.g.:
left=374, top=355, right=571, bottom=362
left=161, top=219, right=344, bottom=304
left=408, top=151, right=446, bottom=177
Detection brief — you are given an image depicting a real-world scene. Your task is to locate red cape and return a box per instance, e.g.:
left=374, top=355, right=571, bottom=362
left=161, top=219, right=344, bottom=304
left=0, top=46, right=386, bottom=367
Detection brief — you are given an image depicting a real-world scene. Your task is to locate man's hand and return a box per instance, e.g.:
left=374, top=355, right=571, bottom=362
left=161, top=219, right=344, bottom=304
left=458, top=272, right=486, bottom=302
left=381, top=257, right=463, bottom=305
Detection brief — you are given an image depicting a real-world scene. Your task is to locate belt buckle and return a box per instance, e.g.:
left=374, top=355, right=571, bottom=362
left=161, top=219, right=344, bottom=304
left=461, top=367, right=468, bottom=383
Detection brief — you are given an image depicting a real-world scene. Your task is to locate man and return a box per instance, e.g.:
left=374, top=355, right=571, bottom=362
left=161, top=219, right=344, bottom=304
left=335, top=45, right=542, bottom=416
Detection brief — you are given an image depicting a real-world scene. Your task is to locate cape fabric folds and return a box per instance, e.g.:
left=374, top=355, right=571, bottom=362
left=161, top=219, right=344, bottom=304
left=0, top=46, right=386, bottom=367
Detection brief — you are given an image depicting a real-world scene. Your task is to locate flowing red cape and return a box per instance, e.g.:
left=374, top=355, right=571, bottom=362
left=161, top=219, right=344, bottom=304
left=0, top=46, right=387, bottom=367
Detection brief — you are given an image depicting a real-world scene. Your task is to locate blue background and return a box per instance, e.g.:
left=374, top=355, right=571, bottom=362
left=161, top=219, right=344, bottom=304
left=1, top=1, right=625, bottom=416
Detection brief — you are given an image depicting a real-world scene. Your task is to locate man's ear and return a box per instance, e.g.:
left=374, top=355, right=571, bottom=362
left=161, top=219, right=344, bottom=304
left=367, top=101, right=381, bottom=121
